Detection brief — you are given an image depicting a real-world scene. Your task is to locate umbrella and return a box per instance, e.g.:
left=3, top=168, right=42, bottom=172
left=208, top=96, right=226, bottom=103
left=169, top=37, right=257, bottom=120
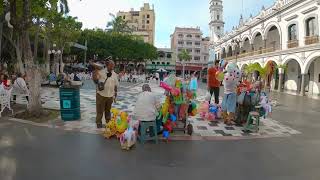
left=157, top=68, right=167, bottom=72
left=72, top=64, right=87, bottom=70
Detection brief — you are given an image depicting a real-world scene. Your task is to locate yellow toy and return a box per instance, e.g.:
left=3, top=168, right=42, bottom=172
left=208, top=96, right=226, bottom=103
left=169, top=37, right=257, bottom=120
left=103, top=108, right=120, bottom=139
left=116, top=112, right=129, bottom=134
left=103, top=118, right=117, bottom=139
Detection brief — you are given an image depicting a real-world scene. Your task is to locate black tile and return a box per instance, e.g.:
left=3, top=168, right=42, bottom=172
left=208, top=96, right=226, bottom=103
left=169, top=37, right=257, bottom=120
left=209, top=122, right=218, bottom=127
left=214, top=130, right=225, bottom=134
left=197, top=126, right=208, bottom=130
left=214, top=130, right=233, bottom=136
left=225, top=126, right=235, bottom=130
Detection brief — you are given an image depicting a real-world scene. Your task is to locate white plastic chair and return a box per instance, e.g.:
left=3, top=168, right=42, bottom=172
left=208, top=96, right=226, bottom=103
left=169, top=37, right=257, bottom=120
left=0, top=84, right=14, bottom=117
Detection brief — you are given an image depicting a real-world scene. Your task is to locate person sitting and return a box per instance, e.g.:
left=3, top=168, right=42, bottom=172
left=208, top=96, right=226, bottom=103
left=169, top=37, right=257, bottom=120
left=1, top=74, right=11, bottom=90
left=12, top=73, right=29, bottom=103
left=133, top=84, right=161, bottom=134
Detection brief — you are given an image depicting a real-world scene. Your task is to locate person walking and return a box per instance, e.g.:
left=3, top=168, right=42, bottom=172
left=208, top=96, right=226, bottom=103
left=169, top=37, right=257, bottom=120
left=207, top=60, right=221, bottom=104
left=92, top=60, right=119, bottom=129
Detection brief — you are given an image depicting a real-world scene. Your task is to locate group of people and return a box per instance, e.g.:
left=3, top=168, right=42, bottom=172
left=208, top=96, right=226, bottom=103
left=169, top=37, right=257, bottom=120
left=207, top=60, right=267, bottom=126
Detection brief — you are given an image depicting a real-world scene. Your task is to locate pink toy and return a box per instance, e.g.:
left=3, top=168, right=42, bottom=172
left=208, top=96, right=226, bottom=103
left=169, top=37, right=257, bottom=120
left=170, top=88, right=181, bottom=96
left=206, top=113, right=216, bottom=121
left=160, top=82, right=172, bottom=91
left=200, top=112, right=207, bottom=119
left=198, top=102, right=209, bottom=113
left=216, top=105, right=222, bottom=119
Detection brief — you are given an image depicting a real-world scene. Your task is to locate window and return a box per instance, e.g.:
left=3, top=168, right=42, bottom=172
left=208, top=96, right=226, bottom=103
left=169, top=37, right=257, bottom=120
left=167, top=62, right=170, bottom=65
left=152, top=62, right=155, bottom=64
left=178, top=34, right=183, bottom=38
left=167, top=54, right=172, bottom=58
left=157, top=62, right=160, bottom=65
left=194, top=56, right=200, bottom=61
left=147, top=14, right=150, bottom=18
left=186, top=34, right=192, bottom=38
left=186, top=41, right=192, bottom=46
left=187, top=49, right=192, bottom=53
left=142, top=25, right=145, bottom=29
left=178, top=48, right=183, bottom=52
left=123, top=16, right=126, bottom=19
left=195, top=49, right=201, bottom=54
left=288, top=24, right=297, bottom=40
left=142, top=20, right=145, bottom=24
left=306, top=17, right=317, bottom=36
left=147, top=20, right=150, bottom=24
left=195, top=35, right=201, bottom=38
left=204, top=56, right=207, bottom=61
left=162, top=62, right=165, bottom=65
left=178, top=41, right=184, bottom=45
left=217, top=26, right=220, bottom=30
left=195, top=42, right=201, bottom=46
left=217, top=15, right=220, bottom=20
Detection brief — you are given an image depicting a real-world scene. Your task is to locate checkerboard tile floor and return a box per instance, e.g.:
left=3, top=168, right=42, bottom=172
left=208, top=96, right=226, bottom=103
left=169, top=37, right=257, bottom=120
left=14, top=83, right=301, bottom=139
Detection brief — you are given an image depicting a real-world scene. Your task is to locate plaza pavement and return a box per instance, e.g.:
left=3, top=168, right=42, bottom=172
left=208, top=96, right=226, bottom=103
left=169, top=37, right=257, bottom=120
left=1, top=90, right=320, bottom=180
left=8, top=81, right=300, bottom=140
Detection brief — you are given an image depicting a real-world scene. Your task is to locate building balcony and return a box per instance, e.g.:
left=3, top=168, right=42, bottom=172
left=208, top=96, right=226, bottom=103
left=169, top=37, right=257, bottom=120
left=224, top=47, right=276, bottom=61
left=220, top=43, right=320, bottom=64
left=305, top=36, right=319, bottom=45
left=287, top=40, right=299, bottom=49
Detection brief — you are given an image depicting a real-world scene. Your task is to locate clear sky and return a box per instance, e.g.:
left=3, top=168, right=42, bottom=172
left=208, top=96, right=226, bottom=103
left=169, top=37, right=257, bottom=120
left=69, top=0, right=275, bottom=48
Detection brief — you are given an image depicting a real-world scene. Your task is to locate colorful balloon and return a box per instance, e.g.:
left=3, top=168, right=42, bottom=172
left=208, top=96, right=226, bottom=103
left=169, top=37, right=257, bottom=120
left=216, top=71, right=224, bottom=82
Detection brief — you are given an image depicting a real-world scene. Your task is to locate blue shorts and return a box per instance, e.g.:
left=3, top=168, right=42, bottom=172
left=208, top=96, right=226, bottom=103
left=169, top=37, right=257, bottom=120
left=221, top=93, right=237, bottom=113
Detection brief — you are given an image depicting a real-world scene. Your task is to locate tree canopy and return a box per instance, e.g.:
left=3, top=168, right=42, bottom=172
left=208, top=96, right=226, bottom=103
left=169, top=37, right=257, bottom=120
left=178, top=49, right=192, bottom=62
left=77, top=29, right=157, bottom=63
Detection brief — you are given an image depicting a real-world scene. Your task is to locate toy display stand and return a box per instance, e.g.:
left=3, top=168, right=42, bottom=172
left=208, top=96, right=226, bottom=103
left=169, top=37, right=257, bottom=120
left=169, top=85, right=194, bottom=136
left=172, top=101, right=193, bottom=136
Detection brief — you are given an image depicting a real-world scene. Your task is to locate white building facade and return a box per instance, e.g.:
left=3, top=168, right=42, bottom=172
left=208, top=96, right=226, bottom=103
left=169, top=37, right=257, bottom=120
left=210, top=0, right=320, bottom=99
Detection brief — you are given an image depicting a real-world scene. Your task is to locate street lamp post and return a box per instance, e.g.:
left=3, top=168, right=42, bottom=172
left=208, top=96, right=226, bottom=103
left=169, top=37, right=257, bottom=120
left=48, top=44, right=62, bottom=75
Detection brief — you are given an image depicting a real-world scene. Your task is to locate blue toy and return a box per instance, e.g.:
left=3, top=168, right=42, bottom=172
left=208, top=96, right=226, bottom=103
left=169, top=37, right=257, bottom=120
left=170, top=114, right=177, bottom=122
left=209, top=105, right=218, bottom=114
left=163, top=130, right=169, bottom=138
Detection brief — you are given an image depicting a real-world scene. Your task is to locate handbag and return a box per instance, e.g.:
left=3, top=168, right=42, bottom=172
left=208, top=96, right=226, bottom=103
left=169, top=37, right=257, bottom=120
left=97, top=72, right=112, bottom=91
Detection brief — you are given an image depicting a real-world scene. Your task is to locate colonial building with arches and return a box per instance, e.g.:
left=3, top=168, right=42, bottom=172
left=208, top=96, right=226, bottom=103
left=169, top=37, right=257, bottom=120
left=210, top=0, right=320, bottom=99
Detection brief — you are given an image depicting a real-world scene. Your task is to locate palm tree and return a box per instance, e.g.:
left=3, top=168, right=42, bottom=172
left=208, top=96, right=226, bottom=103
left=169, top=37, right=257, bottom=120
left=107, top=13, right=132, bottom=34
left=178, top=49, right=192, bottom=79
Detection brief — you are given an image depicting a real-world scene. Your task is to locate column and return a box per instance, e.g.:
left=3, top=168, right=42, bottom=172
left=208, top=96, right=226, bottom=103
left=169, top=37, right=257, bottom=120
left=300, top=74, right=306, bottom=96
left=277, top=71, right=284, bottom=92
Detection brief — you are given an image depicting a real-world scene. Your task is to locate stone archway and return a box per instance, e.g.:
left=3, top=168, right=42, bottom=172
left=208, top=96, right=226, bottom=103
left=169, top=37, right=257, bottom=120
left=303, top=52, right=320, bottom=97
left=252, top=32, right=263, bottom=53
left=282, top=59, right=302, bottom=94
left=265, top=60, right=279, bottom=90
left=265, top=25, right=281, bottom=51
left=241, top=38, right=251, bottom=54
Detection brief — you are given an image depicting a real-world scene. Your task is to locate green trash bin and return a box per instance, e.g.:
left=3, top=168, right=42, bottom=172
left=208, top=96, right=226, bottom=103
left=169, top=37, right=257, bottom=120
left=59, top=85, right=81, bottom=121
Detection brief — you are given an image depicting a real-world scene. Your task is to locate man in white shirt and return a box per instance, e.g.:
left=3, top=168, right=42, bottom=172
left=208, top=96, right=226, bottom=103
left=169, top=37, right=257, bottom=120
left=93, top=60, right=119, bottom=128
left=134, top=84, right=160, bottom=122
